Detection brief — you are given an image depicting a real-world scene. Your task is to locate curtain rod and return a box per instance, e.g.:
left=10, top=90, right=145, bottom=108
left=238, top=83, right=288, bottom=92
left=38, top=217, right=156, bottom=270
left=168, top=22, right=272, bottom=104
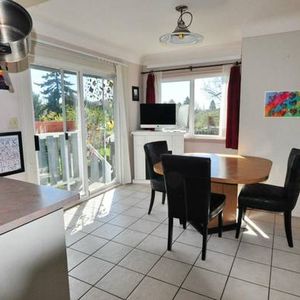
left=141, top=61, right=241, bottom=75
left=31, top=39, right=128, bottom=67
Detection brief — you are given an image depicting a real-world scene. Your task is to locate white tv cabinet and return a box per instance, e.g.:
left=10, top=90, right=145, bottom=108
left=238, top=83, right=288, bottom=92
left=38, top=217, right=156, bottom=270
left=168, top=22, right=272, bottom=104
left=132, top=130, right=184, bottom=183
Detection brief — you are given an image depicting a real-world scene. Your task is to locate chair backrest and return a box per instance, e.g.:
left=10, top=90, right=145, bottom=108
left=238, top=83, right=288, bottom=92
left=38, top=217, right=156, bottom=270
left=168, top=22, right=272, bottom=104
left=284, top=148, right=300, bottom=210
left=161, top=154, right=211, bottom=223
left=144, top=141, right=169, bottom=180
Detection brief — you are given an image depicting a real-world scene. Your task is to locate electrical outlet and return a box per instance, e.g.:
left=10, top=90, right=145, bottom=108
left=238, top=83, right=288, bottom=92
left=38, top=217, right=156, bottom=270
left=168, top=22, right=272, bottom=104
left=8, top=117, right=19, bottom=129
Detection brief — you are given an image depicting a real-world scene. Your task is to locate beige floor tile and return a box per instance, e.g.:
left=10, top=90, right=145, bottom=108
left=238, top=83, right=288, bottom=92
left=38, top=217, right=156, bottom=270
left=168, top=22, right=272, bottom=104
left=242, top=231, right=273, bottom=248
left=70, top=235, right=108, bottom=255
left=273, top=249, right=300, bottom=273
left=73, top=220, right=104, bottom=234
left=195, top=250, right=234, bottom=275
left=69, top=276, right=91, bottom=300
left=65, top=229, right=87, bottom=247
left=276, top=215, right=300, bottom=228
left=93, top=241, right=132, bottom=264
left=269, top=289, right=300, bottom=300
left=96, top=265, right=143, bottom=299
left=119, top=249, right=160, bottom=274
left=113, top=229, right=147, bottom=247
left=142, top=210, right=168, bottom=223
left=149, top=257, right=191, bottom=286
left=207, top=236, right=239, bottom=256
left=231, top=258, right=270, bottom=286
left=248, top=210, right=276, bottom=223
left=237, top=242, right=272, bottom=265
left=129, top=219, right=160, bottom=234
left=67, top=248, right=88, bottom=271
left=95, top=212, right=119, bottom=223
left=174, top=289, right=210, bottom=300
left=128, top=276, right=178, bottom=300
left=152, top=223, right=184, bottom=240
left=108, top=214, right=139, bottom=227
left=164, top=242, right=201, bottom=265
left=92, top=223, right=124, bottom=240
left=245, top=219, right=274, bottom=235
left=176, top=229, right=204, bottom=248
left=222, top=277, right=268, bottom=300
left=69, top=257, right=113, bottom=285
left=271, top=267, right=300, bottom=296
left=80, top=287, right=120, bottom=300
left=110, top=203, right=132, bottom=214
left=274, top=236, right=300, bottom=255
left=123, top=207, right=147, bottom=218
left=182, top=266, right=227, bottom=299
left=137, top=235, right=168, bottom=255
left=274, top=225, right=300, bottom=241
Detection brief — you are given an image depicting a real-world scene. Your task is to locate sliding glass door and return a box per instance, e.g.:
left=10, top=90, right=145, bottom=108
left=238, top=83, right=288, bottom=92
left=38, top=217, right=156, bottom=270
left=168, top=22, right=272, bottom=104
left=31, top=66, right=82, bottom=192
left=83, top=74, right=116, bottom=193
left=30, top=65, right=116, bottom=196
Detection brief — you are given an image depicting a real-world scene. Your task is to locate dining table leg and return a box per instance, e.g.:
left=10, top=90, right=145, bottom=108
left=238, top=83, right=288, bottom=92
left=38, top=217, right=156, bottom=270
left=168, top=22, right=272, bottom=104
left=208, top=183, right=238, bottom=233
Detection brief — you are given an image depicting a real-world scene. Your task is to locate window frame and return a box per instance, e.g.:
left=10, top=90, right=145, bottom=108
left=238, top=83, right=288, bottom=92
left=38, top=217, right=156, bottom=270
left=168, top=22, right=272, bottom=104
left=161, top=71, right=227, bottom=139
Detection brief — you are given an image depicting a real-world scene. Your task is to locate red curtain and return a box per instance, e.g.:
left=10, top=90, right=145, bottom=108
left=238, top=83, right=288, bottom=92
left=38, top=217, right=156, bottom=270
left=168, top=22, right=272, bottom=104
left=226, top=65, right=241, bottom=149
left=146, top=73, right=155, bottom=103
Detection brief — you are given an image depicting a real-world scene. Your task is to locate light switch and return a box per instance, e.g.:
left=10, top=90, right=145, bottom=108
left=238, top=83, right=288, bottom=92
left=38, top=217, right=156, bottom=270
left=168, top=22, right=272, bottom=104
left=8, top=117, right=19, bottom=129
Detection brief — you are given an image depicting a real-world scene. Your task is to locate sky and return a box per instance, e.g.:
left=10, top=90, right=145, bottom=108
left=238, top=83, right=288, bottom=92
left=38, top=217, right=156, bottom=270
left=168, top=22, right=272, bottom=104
left=161, top=77, right=222, bottom=110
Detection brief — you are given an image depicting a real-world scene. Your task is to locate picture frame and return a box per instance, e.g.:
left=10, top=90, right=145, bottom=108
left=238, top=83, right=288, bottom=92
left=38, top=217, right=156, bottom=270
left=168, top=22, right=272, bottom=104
left=0, top=131, right=25, bottom=176
left=264, top=90, right=300, bottom=117
left=132, top=86, right=139, bottom=101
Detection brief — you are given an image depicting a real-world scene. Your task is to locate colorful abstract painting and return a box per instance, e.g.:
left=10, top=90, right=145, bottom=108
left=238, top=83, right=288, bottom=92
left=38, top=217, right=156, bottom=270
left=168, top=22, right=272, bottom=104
left=265, top=91, right=300, bottom=117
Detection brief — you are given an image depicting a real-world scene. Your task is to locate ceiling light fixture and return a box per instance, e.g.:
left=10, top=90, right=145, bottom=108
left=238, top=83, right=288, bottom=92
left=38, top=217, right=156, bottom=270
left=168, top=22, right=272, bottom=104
left=159, top=5, right=203, bottom=45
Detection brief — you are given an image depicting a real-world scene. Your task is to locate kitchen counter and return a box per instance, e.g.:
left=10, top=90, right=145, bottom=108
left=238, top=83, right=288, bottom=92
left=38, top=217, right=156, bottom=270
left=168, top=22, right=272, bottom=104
left=0, top=178, right=80, bottom=300
left=0, top=177, right=79, bottom=235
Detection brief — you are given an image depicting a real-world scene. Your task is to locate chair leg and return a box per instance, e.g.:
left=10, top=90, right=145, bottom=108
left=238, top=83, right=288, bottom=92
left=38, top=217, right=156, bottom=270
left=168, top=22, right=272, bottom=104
left=179, top=218, right=187, bottom=229
left=284, top=211, right=293, bottom=247
left=201, top=224, right=208, bottom=260
left=167, top=217, right=173, bottom=251
left=236, top=206, right=244, bottom=239
left=162, top=192, right=166, bottom=205
left=148, top=189, right=155, bottom=215
left=218, top=212, right=223, bottom=238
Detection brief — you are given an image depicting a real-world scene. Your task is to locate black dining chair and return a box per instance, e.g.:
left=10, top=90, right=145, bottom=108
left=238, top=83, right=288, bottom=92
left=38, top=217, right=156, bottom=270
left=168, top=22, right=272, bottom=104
left=161, top=154, right=226, bottom=260
left=144, top=141, right=170, bottom=215
left=236, top=148, right=300, bottom=247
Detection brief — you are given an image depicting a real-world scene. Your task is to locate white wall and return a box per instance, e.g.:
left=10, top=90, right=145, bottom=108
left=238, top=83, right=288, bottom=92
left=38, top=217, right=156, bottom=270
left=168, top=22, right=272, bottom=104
left=185, top=138, right=237, bottom=155
left=124, top=63, right=142, bottom=178
left=0, top=61, right=36, bottom=182
left=239, top=30, right=300, bottom=216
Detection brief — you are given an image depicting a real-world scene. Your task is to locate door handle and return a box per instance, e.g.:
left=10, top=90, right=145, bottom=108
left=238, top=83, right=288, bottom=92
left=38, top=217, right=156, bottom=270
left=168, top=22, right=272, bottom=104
left=34, top=135, right=40, bottom=151
left=65, top=132, right=69, bottom=140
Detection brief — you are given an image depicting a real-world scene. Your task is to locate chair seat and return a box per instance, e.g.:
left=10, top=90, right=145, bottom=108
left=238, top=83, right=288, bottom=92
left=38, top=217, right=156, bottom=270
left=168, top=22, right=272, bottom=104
left=150, top=177, right=165, bottom=193
left=239, top=183, right=287, bottom=212
left=210, top=193, right=226, bottom=219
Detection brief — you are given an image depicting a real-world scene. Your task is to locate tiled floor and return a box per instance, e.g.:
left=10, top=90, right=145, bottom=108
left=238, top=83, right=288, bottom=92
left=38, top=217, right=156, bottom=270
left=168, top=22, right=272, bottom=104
left=64, top=184, right=300, bottom=300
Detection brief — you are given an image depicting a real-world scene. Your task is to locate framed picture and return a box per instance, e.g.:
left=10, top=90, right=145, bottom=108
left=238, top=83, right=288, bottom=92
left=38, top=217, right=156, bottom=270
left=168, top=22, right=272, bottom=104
left=0, top=131, right=25, bottom=176
left=265, top=90, right=300, bottom=117
left=132, top=86, right=139, bottom=101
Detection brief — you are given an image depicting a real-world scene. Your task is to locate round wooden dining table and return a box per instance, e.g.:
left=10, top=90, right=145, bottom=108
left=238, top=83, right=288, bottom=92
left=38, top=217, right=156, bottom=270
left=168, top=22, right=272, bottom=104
left=154, top=153, right=272, bottom=231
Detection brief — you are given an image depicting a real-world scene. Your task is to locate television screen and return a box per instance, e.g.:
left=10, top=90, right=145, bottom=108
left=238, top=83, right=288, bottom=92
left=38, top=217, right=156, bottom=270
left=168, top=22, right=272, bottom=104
left=140, top=104, right=176, bottom=128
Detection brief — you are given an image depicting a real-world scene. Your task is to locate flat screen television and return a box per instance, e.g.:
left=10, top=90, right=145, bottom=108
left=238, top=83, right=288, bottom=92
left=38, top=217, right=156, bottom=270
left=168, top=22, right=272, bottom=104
left=140, top=103, right=176, bottom=129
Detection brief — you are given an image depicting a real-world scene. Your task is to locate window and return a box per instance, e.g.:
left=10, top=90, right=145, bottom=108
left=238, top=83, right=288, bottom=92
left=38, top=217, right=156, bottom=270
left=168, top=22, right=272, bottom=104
left=161, top=72, right=227, bottom=137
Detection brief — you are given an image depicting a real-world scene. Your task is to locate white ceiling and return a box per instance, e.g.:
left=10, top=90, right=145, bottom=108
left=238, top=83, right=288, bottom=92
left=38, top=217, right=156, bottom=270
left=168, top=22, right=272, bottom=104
left=19, top=0, right=300, bottom=65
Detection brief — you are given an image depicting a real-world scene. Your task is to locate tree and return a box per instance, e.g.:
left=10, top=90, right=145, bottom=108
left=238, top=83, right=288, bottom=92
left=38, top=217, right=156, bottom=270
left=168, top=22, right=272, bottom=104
left=209, top=99, right=216, bottom=111
left=202, top=77, right=223, bottom=107
left=35, top=71, right=76, bottom=115
left=184, top=96, right=190, bottom=105
left=33, top=93, right=46, bottom=121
